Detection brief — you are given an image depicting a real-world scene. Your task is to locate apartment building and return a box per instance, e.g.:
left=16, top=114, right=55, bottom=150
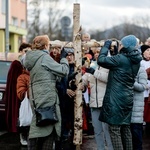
left=0, top=0, right=27, bottom=53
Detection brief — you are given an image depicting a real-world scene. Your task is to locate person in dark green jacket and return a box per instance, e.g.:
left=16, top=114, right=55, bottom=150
left=97, top=35, right=142, bottom=150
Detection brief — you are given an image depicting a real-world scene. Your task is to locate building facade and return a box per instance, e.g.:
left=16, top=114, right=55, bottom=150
left=0, top=0, right=27, bottom=53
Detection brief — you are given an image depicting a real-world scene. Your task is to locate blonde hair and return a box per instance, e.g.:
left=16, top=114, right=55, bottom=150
left=32, top=35, right=50, bottom=50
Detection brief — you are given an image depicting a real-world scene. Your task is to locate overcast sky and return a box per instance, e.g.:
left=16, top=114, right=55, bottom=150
left=28, top=0, right=150, bottom=31
left=61, top=0, right=150, bottom=31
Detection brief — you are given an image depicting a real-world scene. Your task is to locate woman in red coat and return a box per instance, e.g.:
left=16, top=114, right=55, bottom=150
left=4, top=60, right=23, bottom=132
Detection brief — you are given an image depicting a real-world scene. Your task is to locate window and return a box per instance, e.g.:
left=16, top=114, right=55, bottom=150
left=12, top=17, right=18, bottom=26
left=0, top=61, right=11, bottom=84
left=21, top=20, right=26, bottom=28
left=1, top=0, right=6, bottom=14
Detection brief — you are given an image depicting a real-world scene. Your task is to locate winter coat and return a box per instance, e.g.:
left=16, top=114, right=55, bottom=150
left=98, top=46, right=142, bottom=125
left=131, top=65, right=147, bottom=123
left=141, top=60, right=150, bottom=122
left=16, top=69, right=30, bottom=101
left=4, top=60, right=23, bottom=132
left=82, top=66, right=109, bottom=108
left=141, top=60, right=150, bottom=98
left=24, top=50, right=69, bottom=139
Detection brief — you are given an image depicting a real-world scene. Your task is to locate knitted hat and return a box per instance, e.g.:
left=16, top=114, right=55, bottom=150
left=84, top=54, right=92, bottom=60
left=121, top=35, right=137, bottom=48
left=141, top=45, right=150, bottom=55
left=50, top=40, right=62, bottom=48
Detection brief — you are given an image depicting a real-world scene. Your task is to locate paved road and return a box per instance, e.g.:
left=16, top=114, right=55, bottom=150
left=0, top=128, right=150, bottom=150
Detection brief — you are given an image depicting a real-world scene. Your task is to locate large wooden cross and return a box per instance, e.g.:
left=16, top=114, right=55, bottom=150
left=51, top=3, right=103, bottom=149
left=51, top=3, right=103, bottom=150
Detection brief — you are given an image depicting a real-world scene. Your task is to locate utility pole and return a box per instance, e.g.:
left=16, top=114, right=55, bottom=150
left=5, top=0, right=9, bottom=60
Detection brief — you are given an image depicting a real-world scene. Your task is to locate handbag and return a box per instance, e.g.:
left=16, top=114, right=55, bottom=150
left=34, top=104, right=58, bottom=127
left=31, top=83, right=58, bottom=127
left=19, top=92, right=33, bottom=127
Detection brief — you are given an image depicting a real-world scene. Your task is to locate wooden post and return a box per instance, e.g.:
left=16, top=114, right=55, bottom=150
left=73, top=3, right=83, bottom=149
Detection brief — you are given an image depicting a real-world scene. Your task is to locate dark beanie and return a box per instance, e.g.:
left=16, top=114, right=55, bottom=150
left=141, top=45, right=150, bottom=55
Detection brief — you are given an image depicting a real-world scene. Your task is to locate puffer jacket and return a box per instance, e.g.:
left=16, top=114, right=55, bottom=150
left=98, top=46, right=142, bottom=125
left=24, top=50, right=69, bottom=139
left=131, top=65, right=147, bottom=123
left=82, top=66, right=109, bottom=108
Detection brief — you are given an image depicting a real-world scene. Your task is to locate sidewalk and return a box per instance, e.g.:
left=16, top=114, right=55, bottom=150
left=0, top=131, right=96, bottom=150
left=0, top=128, right=150, bottom=150
left=81, top=135, right=97, bottom=150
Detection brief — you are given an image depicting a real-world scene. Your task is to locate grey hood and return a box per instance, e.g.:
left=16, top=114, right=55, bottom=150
left=24, top=50, right=46, bottom=71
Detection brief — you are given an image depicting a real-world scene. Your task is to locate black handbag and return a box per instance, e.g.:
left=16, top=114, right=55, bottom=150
left=34, top=104, right=58, bottom=127
left=31, top=83, right=58, bottom=127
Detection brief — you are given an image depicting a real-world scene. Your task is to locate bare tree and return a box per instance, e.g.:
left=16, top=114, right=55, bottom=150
left=27, top=0, right=69, bottom=42
left=27, top=0, right=41, bottom=42
left=131, top=15, right=150, bottom=42
left=90, top=15, right=150, bottom=42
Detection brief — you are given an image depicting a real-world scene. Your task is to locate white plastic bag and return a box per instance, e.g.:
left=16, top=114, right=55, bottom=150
left=19, top=92, right=33, bottom=126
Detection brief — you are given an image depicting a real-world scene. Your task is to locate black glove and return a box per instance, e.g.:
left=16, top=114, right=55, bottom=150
left=68, top=72, right=78, bottom=81
left=70, top=80, right=77, bottom=91
left=82, top=57, right=87, bottom=65
left=60, top=48, right=68, bottom=59
left=86, top=67, right=95, bottom=75
left=104, top=40, right=112, bottom=49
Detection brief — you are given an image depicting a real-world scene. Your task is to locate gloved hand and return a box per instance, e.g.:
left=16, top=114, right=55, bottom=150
left=104, top=40, right=112, bottom=49
left=82, top=57, right=87, bottom=65
left=60, top=48, right=68, bottom=59
left=86, top=67, right=95, bottom=75
left=68, top=72, right=78, bottom=81
left=69, top=80, right=77, bottom=91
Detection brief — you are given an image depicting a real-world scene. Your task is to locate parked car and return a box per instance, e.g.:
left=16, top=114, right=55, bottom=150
left=0, top=60, right=12, bottom=129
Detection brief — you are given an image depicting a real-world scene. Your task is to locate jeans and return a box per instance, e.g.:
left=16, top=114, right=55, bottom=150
left=130, top=123, right=143, bottom=150
left=91, top=108, right=113, bottom=150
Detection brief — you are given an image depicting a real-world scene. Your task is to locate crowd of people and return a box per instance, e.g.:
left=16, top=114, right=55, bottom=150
left=4, top=33, right=150, bottom=150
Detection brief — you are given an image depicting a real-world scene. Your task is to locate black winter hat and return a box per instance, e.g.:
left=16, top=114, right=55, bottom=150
left=141, top=45, right=150, bottom=55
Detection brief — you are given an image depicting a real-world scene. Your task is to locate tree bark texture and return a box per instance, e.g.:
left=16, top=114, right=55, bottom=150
left=73, top=3, right=83, bottom=147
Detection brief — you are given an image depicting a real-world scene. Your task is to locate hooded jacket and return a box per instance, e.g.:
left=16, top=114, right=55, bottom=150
left=97, top=46, right=142, bottom=125
left=24, top=50, right=69, bottom=138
